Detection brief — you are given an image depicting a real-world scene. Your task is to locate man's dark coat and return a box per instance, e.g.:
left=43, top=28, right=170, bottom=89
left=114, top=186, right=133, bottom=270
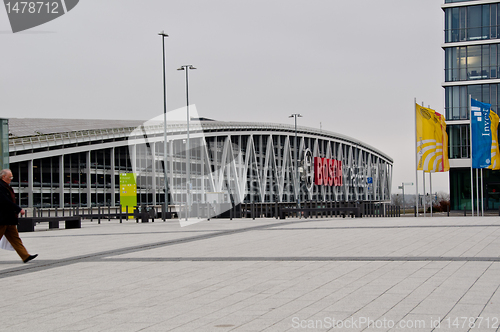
left=0, top=179, right=22, bottom=225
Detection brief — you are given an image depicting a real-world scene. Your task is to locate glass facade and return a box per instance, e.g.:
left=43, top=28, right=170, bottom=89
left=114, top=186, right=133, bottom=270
left=445, top=44, right=500, bottom=82
left=8, top=122, right=393, bottom=209
left=445, top=3, right=500, bottom=42
left=444, top=0, right=500, bottom=210
left=445, top=83, right=500, bottom=119
left=450, top=168, right=500, bottom=210
left=10, top=146, right=132, bottom=208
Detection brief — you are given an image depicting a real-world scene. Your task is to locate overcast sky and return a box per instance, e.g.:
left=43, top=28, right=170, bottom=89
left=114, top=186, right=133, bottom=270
left=0, top=0, right=447, bottom=195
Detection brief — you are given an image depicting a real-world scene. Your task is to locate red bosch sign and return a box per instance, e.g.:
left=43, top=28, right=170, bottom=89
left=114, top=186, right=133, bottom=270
left=314, top=157, right=342, bottom=186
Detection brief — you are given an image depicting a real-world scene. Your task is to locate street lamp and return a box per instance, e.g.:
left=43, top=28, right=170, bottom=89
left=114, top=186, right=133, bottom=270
left=178, top=65, right=196, bottom=220
left=289, top=114, right=302, bottom=208
left=159, top=31, right=169, bottom=221
left=398, top=182, right=414, bottom=215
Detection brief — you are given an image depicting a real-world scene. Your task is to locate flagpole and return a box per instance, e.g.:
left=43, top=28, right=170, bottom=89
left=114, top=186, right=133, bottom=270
left=470, top=94, right=474, bottom=217
left=476, top=168, right=479, bottom=216
left=428, top=103, right=433, bottom=218
left=430, top=172, right=433, bottom=217
left=481, top=168, right=484, bottom=216
left=423, top=170, right=426, bottom=217
left=414, top=98, right=419, bottom=217
left=422, top=102, right=426, bottom=218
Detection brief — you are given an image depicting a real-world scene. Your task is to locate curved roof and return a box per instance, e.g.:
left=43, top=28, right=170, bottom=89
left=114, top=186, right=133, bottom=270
left=7, top=118, right=392, bottom=163
left=8, top=118, right=143, bottom=138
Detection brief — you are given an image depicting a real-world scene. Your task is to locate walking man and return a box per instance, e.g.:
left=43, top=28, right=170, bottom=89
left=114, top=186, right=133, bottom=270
left=0, top=169, right=37, bottom=263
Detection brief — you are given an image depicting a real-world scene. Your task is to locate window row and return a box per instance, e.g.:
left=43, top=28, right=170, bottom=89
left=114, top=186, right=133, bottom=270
left=447, top=124, right=470, bottom=159
left=445, top=4, right=500, bottom=42
left=445, top=44, right=500, bottom=82
left=445, top=83, right=500, bottom=120
left=448, top=123, right=500, bottom=160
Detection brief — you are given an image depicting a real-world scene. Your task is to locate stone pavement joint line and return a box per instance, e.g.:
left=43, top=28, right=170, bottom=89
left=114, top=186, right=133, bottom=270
left=103, top=256, right=500, bottom=262
left=0, top=218, right=306, bottom=279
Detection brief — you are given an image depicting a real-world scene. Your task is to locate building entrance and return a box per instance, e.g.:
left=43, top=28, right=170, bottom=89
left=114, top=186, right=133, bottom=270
left=486, top=183, right=500, bottom=210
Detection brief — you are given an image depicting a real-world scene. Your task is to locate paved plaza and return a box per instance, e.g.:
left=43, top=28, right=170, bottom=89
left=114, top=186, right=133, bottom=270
left=1, top=216, right=500, bottom=332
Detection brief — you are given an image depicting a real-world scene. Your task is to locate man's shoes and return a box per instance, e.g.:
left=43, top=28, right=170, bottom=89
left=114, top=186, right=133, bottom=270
left=23, top=254, right=38, bottom=263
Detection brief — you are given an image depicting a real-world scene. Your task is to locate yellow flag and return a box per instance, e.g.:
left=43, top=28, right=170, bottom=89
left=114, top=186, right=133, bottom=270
left=435, top=112, right=450, bottom=172
left=489, top=110, right=500, bottom=170
left=416, top=104, right=437, bottom=171
left=416, top=104, right=449, bottom=172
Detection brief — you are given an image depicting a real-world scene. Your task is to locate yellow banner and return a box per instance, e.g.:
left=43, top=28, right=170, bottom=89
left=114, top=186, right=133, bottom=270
left=416, top=104, right=449, bottom=172
left=416, top=104, right=437, bottom=171
left=489, top=110, right=500, bottom=170
left=435, top=112, right=450, bottom=172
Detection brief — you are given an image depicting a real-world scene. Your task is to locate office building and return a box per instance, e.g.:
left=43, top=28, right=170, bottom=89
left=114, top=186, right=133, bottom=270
left=443, top=0, right=500, bottom=209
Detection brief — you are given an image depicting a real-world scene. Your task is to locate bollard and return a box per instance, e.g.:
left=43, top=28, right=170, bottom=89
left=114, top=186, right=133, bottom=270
left=108, top=205, right=111, bottom=221
left=163, top=202, right=166, bottom=222
left=98, top=205, right=101, bottom=224
left=447, top=204, right=450, bottom=217
left=119, top=205, right=123, bottom=223
left=464, top=205, right=466, bottom=216
left=141, top=205, right=149, bottom=223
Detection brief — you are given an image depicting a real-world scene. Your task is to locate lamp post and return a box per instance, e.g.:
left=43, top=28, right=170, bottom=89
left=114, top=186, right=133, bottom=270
left=178, top=65, right=196, bottom=220
left=289, top=114, right=302, bottom=208
left=159, top=31, right=169, bottom=221
left=398, top=182, right=414, bottom=214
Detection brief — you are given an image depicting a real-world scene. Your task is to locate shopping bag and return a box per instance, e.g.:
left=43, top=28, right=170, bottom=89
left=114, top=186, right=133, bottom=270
left=0, top=235, right=14, bottom=251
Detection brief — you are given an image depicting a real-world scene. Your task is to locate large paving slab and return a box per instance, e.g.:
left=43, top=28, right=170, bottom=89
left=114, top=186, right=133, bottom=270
left=1, top=216, right=500, bottom=331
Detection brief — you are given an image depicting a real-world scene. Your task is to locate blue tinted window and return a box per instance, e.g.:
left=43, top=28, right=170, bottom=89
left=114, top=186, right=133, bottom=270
left=445, top=45, right=500, bottom=82
left=445, top=4, right=500, bottom=42
left=445, top=84, right=500, bottom=121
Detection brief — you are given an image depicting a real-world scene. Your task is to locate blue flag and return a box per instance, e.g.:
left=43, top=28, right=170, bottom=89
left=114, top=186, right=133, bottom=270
left=471, top=99, right=492, bottom=168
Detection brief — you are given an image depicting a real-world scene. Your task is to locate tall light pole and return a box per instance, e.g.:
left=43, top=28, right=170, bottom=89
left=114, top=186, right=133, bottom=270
left=398, top=182, right=413, bottom=214
left=159, top=31, right=169, bottom=221
left=289, top=114, right=302, bottom=208
left=178, top=65, right=196, bottom=220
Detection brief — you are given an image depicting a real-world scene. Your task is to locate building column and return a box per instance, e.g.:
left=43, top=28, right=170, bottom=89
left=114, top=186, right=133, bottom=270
left=111, top=147, right=116, bottom=206
left=86, top=151, right=91, bottom=207
left=169, top=140, right=174, bottom=205
left=201, top=140, right=205, bottom=203
left=28, top=159, right=33, bottom=207
left=152, top=142, right=157, bottom=206
left=59, top=155, right=64, bottom=208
